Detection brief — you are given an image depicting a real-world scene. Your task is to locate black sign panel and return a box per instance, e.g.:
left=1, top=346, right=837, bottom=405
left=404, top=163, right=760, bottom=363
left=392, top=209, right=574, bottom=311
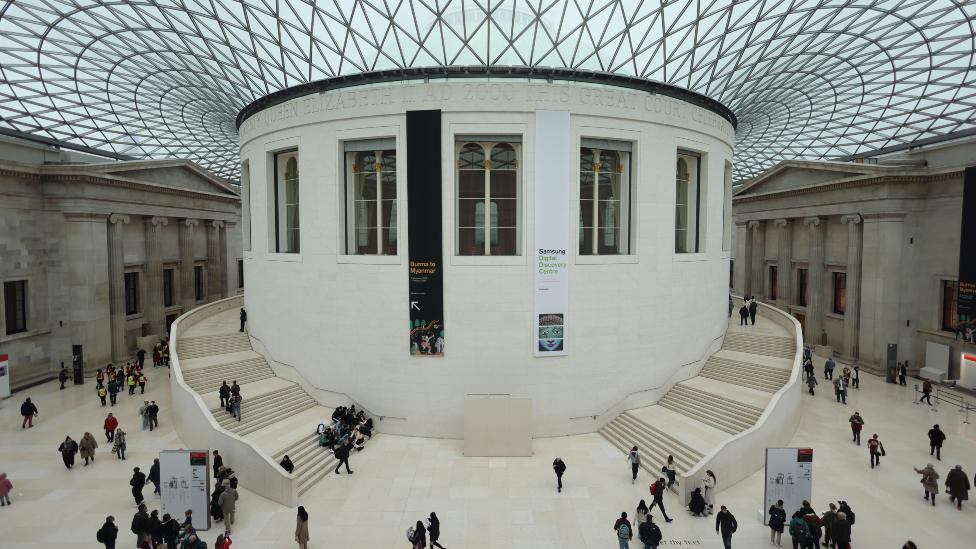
left=959, top=167, right=976, bottom=322
left=71, top=344, right=84, bottom=384
left=406, top=110, right=444, bottom=356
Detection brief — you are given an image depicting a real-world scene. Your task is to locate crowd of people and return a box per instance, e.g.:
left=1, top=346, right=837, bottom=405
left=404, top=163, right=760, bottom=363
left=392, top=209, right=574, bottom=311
left=217, top=381, right=242, bottom=421
left=308, top=405, right=374, bottom=475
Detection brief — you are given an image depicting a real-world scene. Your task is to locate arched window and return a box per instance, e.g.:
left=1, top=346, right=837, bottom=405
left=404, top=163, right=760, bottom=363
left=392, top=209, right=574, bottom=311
left=345, top=140, right=397, bottom=255
left=457, top=140, right=519, bottom=255
left=579, top=143, right=630, bottom=255
left=272, top=149, right=300, bottom=253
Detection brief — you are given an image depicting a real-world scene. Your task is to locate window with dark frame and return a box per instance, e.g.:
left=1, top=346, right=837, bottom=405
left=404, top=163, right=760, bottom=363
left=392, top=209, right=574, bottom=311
left=456, top=140, right=520, bottom=256
left=797, top=268, right=808, bottom=306
left=163, top=269, right=174, bottom=307
left=345, top=142, right=397, bottom=255
left=124, top=272, right=140, bottom=315
left=272, top=149, right=300, bottom=253
left=769, top=266, right=778, bottom=300
left=238, top=260, right=244, bottom=289
left=194, top=265, right=204, bottom=301
left=579, top=143, right=631, bottom=255
left=833, top=272, right=847, bottom=315
left=3, top=280, right=28, bottom=335
left=729, top=260, right=734, bottom=289
left=942, top=280, right=959, bottom=332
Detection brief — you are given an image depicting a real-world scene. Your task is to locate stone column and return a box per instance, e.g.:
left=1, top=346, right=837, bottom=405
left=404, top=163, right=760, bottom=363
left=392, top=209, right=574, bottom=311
left=858, top=213, right=906, bottom=371
left=736, top=221, right=752, bottom=297
left=179, top=219, right=199, bottom=313
left=218, top=221, right=231, bottom=298
left=774, top=219, right=793, bottom=309
left=804, top=216, right=826, bottom=345
left=206, top=220, right=224, bottom=302
left=107, top=214, right=130, bottom=362
left=64, top=213, right=111, bottom=374
left=143, top=216, right=168, bottom=336
left=841, top=215, right=863, bottom=361
left=748, top=220, right=765, bottom=299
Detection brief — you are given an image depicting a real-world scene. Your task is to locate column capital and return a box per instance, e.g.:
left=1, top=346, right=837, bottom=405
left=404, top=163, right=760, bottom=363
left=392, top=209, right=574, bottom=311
left=222, top=220, right=237, bottom=228
left=803, top=216, right=821, bottom=228
left=747, top=220, right=764, bottom=230
left=108, top=213, right=130, bottom=225
left=209, top=219, right=225, bottom=229
left=181, top=218, right=200, bottom=228
left=145, top=216, right=169, bottom=227
left=841, top=214, right=862, bottom=225
left=773, top=218, right=791, bottom=229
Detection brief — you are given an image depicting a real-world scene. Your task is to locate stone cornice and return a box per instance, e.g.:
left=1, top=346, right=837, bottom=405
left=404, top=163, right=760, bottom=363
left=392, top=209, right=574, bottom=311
left=733, top=170, right=963, bottom=204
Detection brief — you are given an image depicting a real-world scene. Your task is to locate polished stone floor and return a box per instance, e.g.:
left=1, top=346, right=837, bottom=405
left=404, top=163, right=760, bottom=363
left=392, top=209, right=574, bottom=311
left=1, top=357, right=974, bottom=548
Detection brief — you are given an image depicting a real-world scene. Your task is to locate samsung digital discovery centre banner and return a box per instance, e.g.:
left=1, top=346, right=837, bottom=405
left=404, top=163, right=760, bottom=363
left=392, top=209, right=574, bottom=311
left=534, top=110, right=570, bottom=356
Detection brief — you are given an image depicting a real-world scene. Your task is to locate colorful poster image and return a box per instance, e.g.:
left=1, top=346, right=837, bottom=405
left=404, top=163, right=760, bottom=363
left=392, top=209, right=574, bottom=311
left=538, top=314, right=564, bottom=352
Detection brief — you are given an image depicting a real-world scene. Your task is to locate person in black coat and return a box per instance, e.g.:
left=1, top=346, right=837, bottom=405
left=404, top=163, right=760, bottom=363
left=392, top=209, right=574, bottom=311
left=130, top=467, right=146, bottom=505
left=59, top=367, right=69, bottom=390
left=715, top=506, right=737, bottom=549
left=58, top=436, right=79, bottom=469
left=748, top=298, right=758, bottom=325
left=928, top=424, right=946, bottom=460
left=239, top=308, right=247, bottom=332
left=553, top=457, right=567, bottom=493
left=738, top=304, right=749, bottom=326
left=767, top=500, right=786, bottom=546
left=427, top=512, right=445, bottom=549
left=97, top=516, right=118, bottom=549
left=211, top=482, right=225, bottom=522
left=148, top=459, right=161, bottom=495
left=638, top=514, right=663, bottom=549
left=649, top=478, right=673, bottom=522
left=219, top=381, right=231, bottom=408
left=160, top=514, right=179, bottom=548
left=146, top=510, right=162, bottom=546
left=280, top=454, right=295, bottom=474
left=21, top=398, right=38, bottom=428
left=688, top=488, right=707, bottom=516
left=212, top=450, right=223, bottom=477
left=333, top=441, right=353, bottom=474
left=130, top=504, right=149, bottom=549
left=410, top=520, right=427, bottom=549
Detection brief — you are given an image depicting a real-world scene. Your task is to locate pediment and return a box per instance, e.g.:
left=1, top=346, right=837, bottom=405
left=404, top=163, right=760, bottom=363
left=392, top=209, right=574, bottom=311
left=98, top=161, right=238, bottom=196
left=735, top=161, right=885, bottom=197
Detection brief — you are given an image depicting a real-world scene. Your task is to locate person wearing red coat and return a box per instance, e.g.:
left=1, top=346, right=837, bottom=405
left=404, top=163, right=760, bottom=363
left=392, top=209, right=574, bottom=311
left=104, top=413, right=119, bottom=442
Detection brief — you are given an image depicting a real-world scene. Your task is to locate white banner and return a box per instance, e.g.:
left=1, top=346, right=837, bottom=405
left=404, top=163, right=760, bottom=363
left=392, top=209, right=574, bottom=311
left=0, top=354, right=10, bottom=399
left=160, top=450, right=211, bottom=530
left=534, top=110, right=571, bottom=356
left=764, top=448, right=813, bottom=523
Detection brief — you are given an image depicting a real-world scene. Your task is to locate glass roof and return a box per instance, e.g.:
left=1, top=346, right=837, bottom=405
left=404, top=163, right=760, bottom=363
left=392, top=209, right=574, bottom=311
left=0, top=0, right=973, bottom=182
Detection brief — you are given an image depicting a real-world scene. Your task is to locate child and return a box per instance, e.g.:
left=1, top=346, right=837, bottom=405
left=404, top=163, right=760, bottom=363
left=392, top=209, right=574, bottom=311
left=97, top=384, right=107, bottom=406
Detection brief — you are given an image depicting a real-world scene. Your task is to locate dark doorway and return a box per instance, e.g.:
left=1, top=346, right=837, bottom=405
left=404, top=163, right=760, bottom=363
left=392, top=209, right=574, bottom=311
left=165, top=313, right=180, bottom=337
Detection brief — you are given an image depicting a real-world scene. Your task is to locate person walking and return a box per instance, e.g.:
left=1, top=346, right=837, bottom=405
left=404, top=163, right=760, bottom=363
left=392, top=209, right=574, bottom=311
left=218, top=479, right=238, bottom=533
left=0, top=472, right=13, bottom=507
left=849, top=412, right=864, bottom=445
left=821, top=503, right=838, bottom=548
left=805, top=372, right=818, bottom=395
left=767, top=499, right=785, bottom=547
left=628, top=446, right=641, bottom=484
left=635, top=499, right=649, bottom=528
left=127, top=373, right=137, bottom=395
left=553, top=457, right=566, bottom=493
left=139, top=401, right=151, bottom=431
left=946, top=464, right=970, bottom=510
left=230, top=394, right=242, bottom=421
left=219, top=381, right=231, bottom=409
left=295, top=506, right=310, bottom=549
left=138, top=372, right=147, bottom=394
left=638, top=514, right=662, bottom=549
left=136, top=348, right=146, bottom=369
left=148, top=458, right=161, bottom=495
left=702, top=470, right=717, bottom=515
left=648, top=478, right=673, bottom=522
left=663, top=455, right=678, bottom=493
left=97, top=384, right=108, bottom=406
left=96, top=516, right=118, bottom=549
left=113, top=428, right=127, bottom=460
left=410, top=519, right=427, bottom=549
left=832, top=512, right=851, bottom=549
left=613, top=512, right=632, bottom=549
left=59, top=366, right=69, bottom=390
left=79, top=432, right=98, bottom=466
left=728, top=295, right=734, bottom=318
left=108, top=379, right=119, bottom=406
left=20, top=397, right=38, bottom=428
left=146, top=401, right=159, bottom=431
left=239, top=308, right=247, bottom=332
left=787, top=511, right=809, bottom=549
left=215, top=533, right=232, bottom=549
left=824, top=357, right=835, bottom=380
left=914, top=463, right=940, bottom=506
left=715, top=506, right=737, bottom=549
left=130, top=504, right=149, bottom=549
left=833, top=376, right=848, bottom=404
left=739, top=304, right=749, bottom=326
left=921, top=379, right=934, bottom=405
left=160, top=514, right=179, bottom=549
left=130, top=467, right=146, bottom=505
left=748, top=297, right=758, bottom=325
left=427, top=512, right=446, bottom=549
left=851, top=365, right=860, bottom=389
left=333, top=440, right=354, bottom=474
left=58, top=435, right=79, bottom=469
left=146, top=510, right=162, bottom=546
left=898, top=362, right=907, bottom=386
left=868, top=434, right=884, bottom=468
left=928, top=424, right=946, bottom=460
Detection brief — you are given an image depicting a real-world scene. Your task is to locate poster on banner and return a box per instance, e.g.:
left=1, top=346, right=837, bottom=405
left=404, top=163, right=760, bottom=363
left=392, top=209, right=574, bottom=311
left=159, top=450, right=211, bottom=530
left=534, top=110, right=570, bottom=356
left=764, top=448, right=813, bottom=524
left=0, top=354, right=10, bottom=398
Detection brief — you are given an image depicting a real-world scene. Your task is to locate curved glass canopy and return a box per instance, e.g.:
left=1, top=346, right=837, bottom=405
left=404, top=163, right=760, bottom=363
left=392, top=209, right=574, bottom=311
left=0, top=0, right=973, bottom=182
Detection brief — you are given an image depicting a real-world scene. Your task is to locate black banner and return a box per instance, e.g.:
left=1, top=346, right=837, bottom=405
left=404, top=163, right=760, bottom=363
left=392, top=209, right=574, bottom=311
left=406, top=110, right=444, bottom=356
left=959, top=167, right=976, bottom=322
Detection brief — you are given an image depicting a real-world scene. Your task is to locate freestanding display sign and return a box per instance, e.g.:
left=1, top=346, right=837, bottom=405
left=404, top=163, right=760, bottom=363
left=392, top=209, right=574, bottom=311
left=159, top=450, right=211, bottom=530
left=764, top=448, right=813, bottom=523
left=533, top=110, right=570, bottom=356
left=0, top=354, right=11, bottom=399
left=71, top=344, right=84, bottom=384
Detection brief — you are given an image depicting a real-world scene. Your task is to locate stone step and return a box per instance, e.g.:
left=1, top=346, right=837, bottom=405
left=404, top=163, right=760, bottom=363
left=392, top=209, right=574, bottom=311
left=211, top=384, right=305, bottom=416
left=670, top=384, right=764, bottom=419
left=658, top=389, right=755, bottom=435
left=599, top=422, right=699, bottom=479
left=221, top=397, right=320, bottom=436
left=184, top=366, right=275, bottom=394
left=699, top=358, right=790, bottom=393
left=178, top=333, right=252, bottom=359
left=601, top=413, right=702, bottom=472
left=183, top=357, right=270, bottom=382
left=618, top=412, right=704, bottom=462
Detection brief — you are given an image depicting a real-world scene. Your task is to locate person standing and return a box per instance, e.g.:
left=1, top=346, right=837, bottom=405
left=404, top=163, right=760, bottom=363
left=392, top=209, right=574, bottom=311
left=921, top=379, right=934, bottom=405
left=767, top=499, right=785, bottom=547
left=148, top=458, right=161, bottom=495
left=215, top=533, right=232, bottom=549
left=218, top=479, right=239, bottom=533
left=805, top=372, right=818, bottom=396
left=212, top=450, right=224, bottom=477
left=628, top=446, right=641, bottom=484
left=0, top=472, right=13, bottom=507
left=553, top=457, right=566, bottom=493
left=58, top=436, right=78, bottom=469
left=946, top=464, right=970, bottom=510
left=146, top=510, right=162, bottom=546
left=146, top=401, right=159, bottom=431
left=787, top=511, right=808, bottom=549
left=739, top=304, right=749, bottom=326
left=832, top=512, right=851, bottom=549
left=714, top=506, right=737, bottom=549
left=113, top=429, right=127, bottom=460
left=239, top=308, right=247, bottom=332
left=280, top=455, right=294, bottom=474
left=914, top=463, right=940, bottom=506
left=851, top=365, right=860, bottom=389
left=748, top=298, right=758, bottom=325
left=219, top=381, right=231, bottom=409
left=130, top=504, right=149, bottom=549
left=295, top=506, right=310, bottom=549
left=824, top=357, right=835, bottom=380
left=79, top=432, right=98, bottom=466
left=160, top=514, right=179, bottom=549
left=898, top=363, right=907, bottom=386
left=130, top=467, right=146, bottom=505
left=613, top=512, right=632, bottom=549
left=427, top=512, right=446, bottom=549
left=20, top=397, right=38, bottom=428
left=702, top=470, right=717, bottom=515
left=663, top=455, right=678, bottom=493
left=97, top=384, right=108, bottom=406
left=868, top=434, right=884, bottom=468
left=333, top=440, right=354, bottom=475
left=728, top=295, right=734, bottom=318
left=138, top=372, right=147, bottom=394
left=833, top=376, right=848, bottom=404
left=411, top=519, right=427, bottom=549
left=648, top=478, right=673, bottom=522
left=821, top=502, right=838, bottom=547
left=802, top=509, right=823, bottom=548
left=928, top=424, right=946, bottom=460
left=59, top=366, right=69, bottom=390
left=635, top=499, right=649, bottom=528
left=849, top=412, right=864, bottom=445
left=638, top=514, right=662, bottom=549
left=136, top=348, right=146, bottom=369
left=108, top=379, right=119, bottom=406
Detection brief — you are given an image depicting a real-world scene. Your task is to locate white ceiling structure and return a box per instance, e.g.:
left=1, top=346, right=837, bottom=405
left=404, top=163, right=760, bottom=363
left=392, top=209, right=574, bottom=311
left=0, top=0, right=973, bottom=182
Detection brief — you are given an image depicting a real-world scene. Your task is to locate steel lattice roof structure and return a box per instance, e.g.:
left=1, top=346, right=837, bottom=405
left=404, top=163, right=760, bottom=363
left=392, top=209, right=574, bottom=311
left=0, top=0, right=974, bottom=182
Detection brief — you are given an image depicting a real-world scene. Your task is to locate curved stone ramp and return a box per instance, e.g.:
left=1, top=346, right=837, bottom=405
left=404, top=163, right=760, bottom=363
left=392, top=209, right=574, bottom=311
left=599, top=298, right=802, bottom=502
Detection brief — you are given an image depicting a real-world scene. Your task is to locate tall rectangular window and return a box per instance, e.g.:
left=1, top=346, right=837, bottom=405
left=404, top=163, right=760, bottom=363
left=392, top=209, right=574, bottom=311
left=163, top=269, right=175, bottom=307
left=797, top=269, right=809, bottom=306
left=722, top=160, right=732, bottom=251
left=675, top=151, right=703, bottom=253
left=194, top=265, right=204, bottom=301
left=769, top=266, right=778, bottom=300
left=238, top=260, right=244, bottom=289
left=124, top=272, right=140, bottom=315
left=241, top=161, right=251, bottom=251
left=579, top=142, right=631, bottom=255
left=3, top=280, right=27, bottom=335
left=457, top=140, right=520, bottom=255
left=729, top=260, right=734, bottom=289
left=272, top=150, right=300, bottom=253
left=344, top=140, right=397, bottom=255
left=833, top=272, right=847, bottom=315
left=942, top=280, right=959, bottom=332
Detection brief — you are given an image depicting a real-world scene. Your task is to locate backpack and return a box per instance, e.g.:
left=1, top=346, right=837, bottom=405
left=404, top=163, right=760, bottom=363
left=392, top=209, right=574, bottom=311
left=617, top=522, right=631, bottom=540
left=96, top=528, right=106, bottom=543
left=649, top=482, right=657, bottom=495
left=791, top=520, right=809, bottom=540
left=406, top=527, right=415, bottom=543
left=846, top=508, right=855, bottom=525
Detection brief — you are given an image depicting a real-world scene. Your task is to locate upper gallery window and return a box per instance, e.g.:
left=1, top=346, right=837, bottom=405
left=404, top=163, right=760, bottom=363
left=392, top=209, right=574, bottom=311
left=241, top=161, right=251, bottom=252
left=163, top=269, right=175, bottom=307
left=272, top=150, right=300, bottom=253
left=124, top=272, right=140, bottom=316
left=345, top=140, right=397, bottom=255
left=797, top=268, right=809, bottom=306
left=675, top=151, right=703, bottom=253
left=579, top=143, right=631, bottom=255
left=456, top=140, right=520, bottom=256
left=942, top=280, right=958, bottom=332
left=768, top=265, right=778, bottom=300
left=832, top=271, right=847, bottom=315
left=3, top=280, right=27, bottom=335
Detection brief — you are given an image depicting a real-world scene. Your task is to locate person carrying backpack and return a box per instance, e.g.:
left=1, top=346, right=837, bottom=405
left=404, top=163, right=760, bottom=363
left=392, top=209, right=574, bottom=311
left=767, top=500, right=786, bottom=546
left=788, top=511, right=809, bottom=549
left=96, top=515, right=118, bottom=549
left=715, top=506, right=737, bottom=549
left=638, top=514, right=662, bottom=549
left=613, top=512, right=632, bottom=549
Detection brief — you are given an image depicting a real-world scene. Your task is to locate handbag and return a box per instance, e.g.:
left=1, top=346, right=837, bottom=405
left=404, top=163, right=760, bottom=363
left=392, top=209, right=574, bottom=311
left=880, top=444, right=886, bottom=457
